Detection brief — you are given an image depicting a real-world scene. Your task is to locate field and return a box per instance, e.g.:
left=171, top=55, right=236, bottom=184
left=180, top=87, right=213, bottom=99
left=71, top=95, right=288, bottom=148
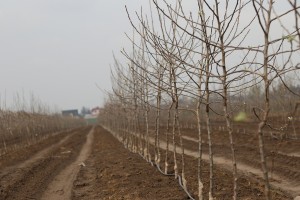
left=0, top=123, right=299, bottom=200
left=1, top=0, right=300, bottom=200
left=101, top=0, right=300, bottom=198
left=0, top=126, right=188, bottom=200
left=151, top=122, right=300, bottom=199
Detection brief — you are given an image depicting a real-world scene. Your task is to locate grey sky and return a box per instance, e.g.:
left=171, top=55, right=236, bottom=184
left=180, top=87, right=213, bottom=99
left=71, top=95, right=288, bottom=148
left=0, top=1, right=297, bottom=111
left=0, top=0, right=147, bottom=111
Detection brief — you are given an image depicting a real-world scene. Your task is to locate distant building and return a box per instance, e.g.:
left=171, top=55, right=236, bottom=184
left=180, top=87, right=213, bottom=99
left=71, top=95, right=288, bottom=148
left=82, top=107, right=100, bottom=125
left=62, top=109, right=79, bottom=117
left=91, top=107, right=101, bottom=116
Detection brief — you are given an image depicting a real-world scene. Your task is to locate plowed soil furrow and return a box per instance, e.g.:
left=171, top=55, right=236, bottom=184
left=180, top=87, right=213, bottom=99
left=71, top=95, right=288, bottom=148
left=41, top=127, right=94, bottom=200
left=0, top=128, right=80, bottom=169
left=102, top=127, right=293, bottom=199
left=148, top=136, right=300, bottom=198
left=0, top=124, right=296, bottom=199
left=0, top=127, right=91, bottom=200
left=182, top=135, right=300, bottom=183
left=72, top=126, right=188, bottom=200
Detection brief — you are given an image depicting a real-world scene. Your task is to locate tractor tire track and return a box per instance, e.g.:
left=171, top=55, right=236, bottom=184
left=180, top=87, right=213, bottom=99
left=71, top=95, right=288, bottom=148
left=0, top=127, right=91, bottom=200
left=41, top=126, right=94, bottom=200
left=149, top=136, right=300, bottom=198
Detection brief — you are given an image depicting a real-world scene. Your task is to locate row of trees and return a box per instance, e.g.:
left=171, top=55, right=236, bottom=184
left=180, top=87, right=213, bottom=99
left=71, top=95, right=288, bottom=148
left=100, top=1, right=300, bottom=199
left=0, top=98, right=86, bottom=156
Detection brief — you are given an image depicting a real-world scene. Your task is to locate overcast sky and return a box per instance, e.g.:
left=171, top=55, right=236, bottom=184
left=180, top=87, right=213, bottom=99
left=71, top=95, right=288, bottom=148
left=0, top=1, right=296, bottom=112
left=0, top=0, right=149, bottom=111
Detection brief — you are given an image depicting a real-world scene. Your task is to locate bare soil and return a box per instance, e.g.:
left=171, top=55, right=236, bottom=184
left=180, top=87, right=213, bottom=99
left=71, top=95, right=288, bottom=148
left=41, top=127, right=95, bottom=200
left=72, top=126, right=188, bottom=200
left=179, top=126, right=300, bottom=198
left=146, top=121, right=300, bottom=199
left=0, top=127, right=89, bottom=200
left=0, top=126, right=190, bottom=200
left=0, top=123, right=297, bottom=200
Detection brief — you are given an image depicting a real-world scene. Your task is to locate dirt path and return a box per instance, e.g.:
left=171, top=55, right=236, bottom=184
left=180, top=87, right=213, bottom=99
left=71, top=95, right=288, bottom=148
left=0, top=127, right=90, bottom=200
left=277, top=151, right=300, bottom=158
left=0, top=132, right=72, bottom=176
left=72, top=126, right=188, bottom=200
left=182, top=135, right=300, bottom=197
left=41, top=127, right=94, bottom=200
left=183, top=135, right=300, bottom=158
left=0, top=125, right=296, bottom=199
left=149, top=136, right=300, bottom=198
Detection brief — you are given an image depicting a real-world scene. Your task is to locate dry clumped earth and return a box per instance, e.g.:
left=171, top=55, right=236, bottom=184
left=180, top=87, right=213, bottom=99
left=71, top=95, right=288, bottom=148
left=72, top=126, right=187, bottom=200
left=0, top=125, right=297, bottom=200
left=0, top=126, right=187, bottom=200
